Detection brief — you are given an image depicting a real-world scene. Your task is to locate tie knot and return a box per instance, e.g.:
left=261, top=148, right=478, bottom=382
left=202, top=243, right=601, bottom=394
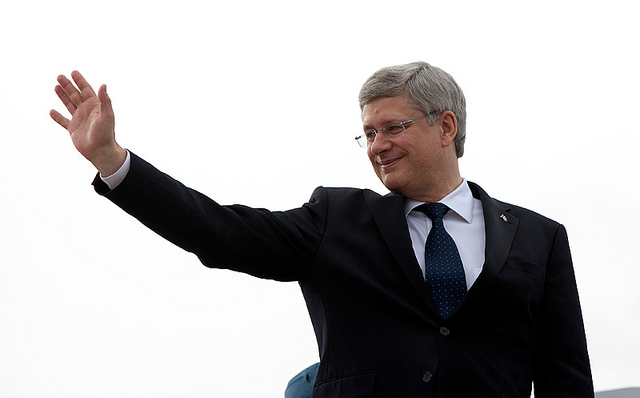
left=418, top=202, right=449, bottom=220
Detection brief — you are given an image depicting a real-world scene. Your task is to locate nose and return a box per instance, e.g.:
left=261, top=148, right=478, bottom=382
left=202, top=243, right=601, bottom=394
left=369, top=131, right=392, bottom=155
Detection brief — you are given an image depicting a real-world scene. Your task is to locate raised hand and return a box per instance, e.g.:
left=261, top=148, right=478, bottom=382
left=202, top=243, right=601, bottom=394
left=50, top=71, right=126, bottom=176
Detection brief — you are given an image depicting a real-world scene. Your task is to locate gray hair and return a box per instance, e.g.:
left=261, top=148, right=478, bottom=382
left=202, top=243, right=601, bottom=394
left=359, top=61, right=467, bottom=157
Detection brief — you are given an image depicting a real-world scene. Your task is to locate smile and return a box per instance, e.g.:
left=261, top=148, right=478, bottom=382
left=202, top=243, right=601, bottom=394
left=378, top=157, right=402, bottom=169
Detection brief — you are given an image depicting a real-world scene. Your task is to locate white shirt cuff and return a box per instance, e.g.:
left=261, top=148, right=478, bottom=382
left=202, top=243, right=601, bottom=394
left=100, top=150, right=131, bottom=190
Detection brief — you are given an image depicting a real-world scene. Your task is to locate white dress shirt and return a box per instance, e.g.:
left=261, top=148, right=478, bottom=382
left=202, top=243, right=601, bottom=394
left=101, top=150, right=131, bottom=189
left=405, top=180, right=486, bottom=289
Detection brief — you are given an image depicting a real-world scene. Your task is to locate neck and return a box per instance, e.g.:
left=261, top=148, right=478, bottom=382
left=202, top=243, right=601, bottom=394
left=403, top=159, right=463, bottom=202
left=411, top=149, right=463, bottom=202
left=408, top=175, right=464, bottom=203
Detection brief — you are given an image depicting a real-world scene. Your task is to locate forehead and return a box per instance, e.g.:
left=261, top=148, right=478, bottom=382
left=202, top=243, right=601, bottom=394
left=362, top=94, right=418, bottom=126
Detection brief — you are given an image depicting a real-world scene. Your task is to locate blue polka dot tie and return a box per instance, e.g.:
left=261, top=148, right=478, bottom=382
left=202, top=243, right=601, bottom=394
left=418, top=203, right=467, bottom=319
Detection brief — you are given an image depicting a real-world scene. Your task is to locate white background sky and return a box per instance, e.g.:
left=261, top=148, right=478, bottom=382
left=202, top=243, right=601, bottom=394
left=1, top=0, right=638, bottom=396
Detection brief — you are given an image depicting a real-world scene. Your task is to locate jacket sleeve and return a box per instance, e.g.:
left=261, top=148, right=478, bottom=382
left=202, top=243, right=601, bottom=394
left=533, top=224, right=594, bottom=397
left=93, top=152, right=327, bottom=282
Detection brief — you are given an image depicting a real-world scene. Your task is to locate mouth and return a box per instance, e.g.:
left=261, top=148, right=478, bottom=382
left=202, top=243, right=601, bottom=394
left=377, top=157, right=402, bottom=170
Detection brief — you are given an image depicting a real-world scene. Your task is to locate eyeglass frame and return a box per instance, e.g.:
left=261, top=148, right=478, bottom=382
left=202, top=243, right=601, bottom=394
left=355, top=112, right=437, bottom=148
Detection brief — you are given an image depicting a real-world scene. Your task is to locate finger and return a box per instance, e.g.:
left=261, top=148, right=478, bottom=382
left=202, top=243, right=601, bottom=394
left=54, top=84, right=77, bottom=114
left=71, top=70, right=97, bottom=101
left=98, top=84, right=114, bottom=121
left=50, top=109, right=70, bottom=130
left=57, top=74, right=84, bottom=108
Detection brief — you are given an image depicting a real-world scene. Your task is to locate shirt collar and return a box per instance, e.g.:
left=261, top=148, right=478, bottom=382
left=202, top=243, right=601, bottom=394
left=403, top=179, right=475, bottom=223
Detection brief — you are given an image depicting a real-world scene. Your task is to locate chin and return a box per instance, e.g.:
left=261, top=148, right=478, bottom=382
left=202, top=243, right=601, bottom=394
left=380, top=176, right=405, bottom=195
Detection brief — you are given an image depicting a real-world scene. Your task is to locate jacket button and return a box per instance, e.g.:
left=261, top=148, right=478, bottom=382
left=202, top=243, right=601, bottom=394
left=422, top=371, right=433, bottom=383
left=439, top=327, right=450, bottom=336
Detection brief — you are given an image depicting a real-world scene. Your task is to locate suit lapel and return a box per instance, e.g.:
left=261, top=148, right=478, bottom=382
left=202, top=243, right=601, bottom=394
left=362, top=183, right=519, bottom=317
left=363, top=190, right=439, bottom=314
left=463, top=182, right=519, bottom=305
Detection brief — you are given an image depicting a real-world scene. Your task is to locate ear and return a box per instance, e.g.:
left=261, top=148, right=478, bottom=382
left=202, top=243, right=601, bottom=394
left=439, top=110, right=458, bottom=148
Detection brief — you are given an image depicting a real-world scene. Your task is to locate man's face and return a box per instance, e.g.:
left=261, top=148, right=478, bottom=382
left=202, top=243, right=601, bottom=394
left=362, top=93, right=447, bottom=199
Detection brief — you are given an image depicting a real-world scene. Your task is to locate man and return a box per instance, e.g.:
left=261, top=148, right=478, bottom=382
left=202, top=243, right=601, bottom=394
left=50, top=62, right=594, bottom=397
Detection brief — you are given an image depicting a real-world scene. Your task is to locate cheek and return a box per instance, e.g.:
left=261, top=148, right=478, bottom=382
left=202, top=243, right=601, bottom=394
left=367, top=151, right=376, bottom=166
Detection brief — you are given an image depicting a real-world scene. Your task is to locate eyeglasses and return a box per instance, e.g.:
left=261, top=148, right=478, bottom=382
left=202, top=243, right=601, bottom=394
left=355, top=114, right=428, bottom=148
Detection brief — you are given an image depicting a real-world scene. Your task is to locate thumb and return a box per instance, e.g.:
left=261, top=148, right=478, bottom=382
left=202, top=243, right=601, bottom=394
left=98, top=84, right=114, bottom=120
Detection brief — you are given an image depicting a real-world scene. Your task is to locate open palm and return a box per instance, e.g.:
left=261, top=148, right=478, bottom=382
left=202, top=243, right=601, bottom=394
left=50, top=71, right=126, bottom=176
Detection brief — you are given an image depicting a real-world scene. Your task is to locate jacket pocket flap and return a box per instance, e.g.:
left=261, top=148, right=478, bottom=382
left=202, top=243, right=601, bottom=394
left=505, top=260, right=544, bottom=279
left=313, top=371, right=375, bottom=397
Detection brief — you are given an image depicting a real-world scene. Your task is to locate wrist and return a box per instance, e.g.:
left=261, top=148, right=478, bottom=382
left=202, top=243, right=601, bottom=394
left=91, top=145, right=127, bottom=177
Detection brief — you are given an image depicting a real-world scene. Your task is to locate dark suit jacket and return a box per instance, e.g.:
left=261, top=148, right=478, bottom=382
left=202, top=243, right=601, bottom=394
left=94, top=153, right=593, bottom=397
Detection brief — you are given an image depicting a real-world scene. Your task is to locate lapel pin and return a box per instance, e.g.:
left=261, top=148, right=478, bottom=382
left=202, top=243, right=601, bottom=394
left=500, top=214, right=508, bottom=223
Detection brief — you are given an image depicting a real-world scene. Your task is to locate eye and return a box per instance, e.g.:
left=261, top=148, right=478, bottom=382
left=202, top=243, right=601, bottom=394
left=386, top=124, right=404, bottom=135
left=365, top=130, right=377, bottom=141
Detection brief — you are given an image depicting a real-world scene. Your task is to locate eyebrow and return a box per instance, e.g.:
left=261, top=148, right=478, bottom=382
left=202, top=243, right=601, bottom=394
left=364, top=115, right=403, bottom=126
left=363, top=117, right=405, bottom=130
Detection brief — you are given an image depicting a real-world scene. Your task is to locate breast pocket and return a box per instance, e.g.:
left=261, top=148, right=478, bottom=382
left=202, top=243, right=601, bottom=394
left=505, top=259, right=545, bottom=279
